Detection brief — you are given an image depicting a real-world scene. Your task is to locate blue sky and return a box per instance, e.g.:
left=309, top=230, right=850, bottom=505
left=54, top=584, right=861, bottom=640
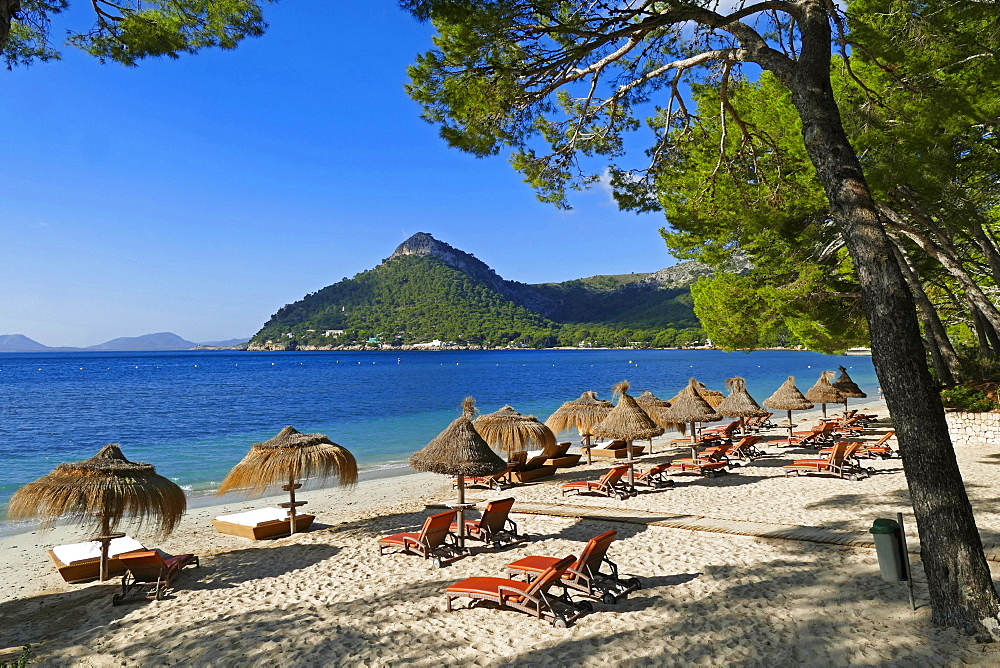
left=2, top=2, right=678, bottom=348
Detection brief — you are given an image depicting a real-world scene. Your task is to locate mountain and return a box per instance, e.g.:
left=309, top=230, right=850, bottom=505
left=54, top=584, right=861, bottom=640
left=250, top=233, right=718, bottom=350
left=85, top=332, right=199, bottom=351
left=0, top=334, right=52, bottom=352
left=196, top=338, right=251, bottom=347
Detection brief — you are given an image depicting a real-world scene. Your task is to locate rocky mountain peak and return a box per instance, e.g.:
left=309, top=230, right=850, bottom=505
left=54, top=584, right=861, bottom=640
left=389, top=232, right=493, bottom=276
left=387, top=232, right=556, bottom=315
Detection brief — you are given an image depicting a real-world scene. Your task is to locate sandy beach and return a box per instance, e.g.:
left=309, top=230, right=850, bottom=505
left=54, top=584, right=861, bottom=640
left=4, top=395, right=1000, bottom=665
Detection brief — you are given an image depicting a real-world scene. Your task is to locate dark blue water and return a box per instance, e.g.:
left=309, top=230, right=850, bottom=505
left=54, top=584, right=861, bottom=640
left=0, top=349, right=876, bottom=520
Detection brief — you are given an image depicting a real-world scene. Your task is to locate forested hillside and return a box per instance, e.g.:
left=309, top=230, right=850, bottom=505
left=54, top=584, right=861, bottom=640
left=250, top=235, right=707, bottom=349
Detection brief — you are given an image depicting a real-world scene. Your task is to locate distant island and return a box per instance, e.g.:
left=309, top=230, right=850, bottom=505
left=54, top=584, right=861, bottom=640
left=0, top=333, right=250, bottom=353
left=249, top=232, right=746, bottom=350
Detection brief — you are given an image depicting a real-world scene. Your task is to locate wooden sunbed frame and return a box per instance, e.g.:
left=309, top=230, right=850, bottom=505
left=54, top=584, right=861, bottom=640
left=584, top=443, right=646, bottom=459
left=112, top=550, right=199, bottom=605
left=445, top=554, right=584, bottom=627
left=507, top=529, right=641, bottom=604
left=212, top=513, right=316, bottom=540
left=48, top=549, right=143, bottom=584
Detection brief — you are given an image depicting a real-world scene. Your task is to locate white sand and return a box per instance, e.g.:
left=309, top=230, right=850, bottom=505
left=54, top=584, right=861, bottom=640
left=3, top=395, right=1000, bottom=665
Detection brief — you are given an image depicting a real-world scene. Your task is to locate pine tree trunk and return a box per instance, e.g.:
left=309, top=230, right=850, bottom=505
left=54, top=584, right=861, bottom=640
left=889, top=240, right=959, bottom=384
left=0, top=0, right=20, bottom=53
left=782, top=2, right=1000, bottom=640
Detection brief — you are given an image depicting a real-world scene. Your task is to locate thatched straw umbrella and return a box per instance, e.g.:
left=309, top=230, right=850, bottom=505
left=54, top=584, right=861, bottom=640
left=9, top=443, right=186, bottom=581
left=763, top=376, right=815, bottom=439
left=593, top=381, right=664, bottom=487
left=473, top=405, right=556, bottom=456
left=544, top=391, right=613, bottom=464
left=635, top=390, right=684, bottom=454
left=715, top=377, right=770, bottom=434
left=695, top=381, right=725, bottom=409
left=218, top=426, right=358, bottom=535
left=805, top=370, right=844, bottom=419
left=833, top=365, right=867, bottom=414
left=664, top=378, right=722, bottom=459
left=410, top=397, right=506, bottom=549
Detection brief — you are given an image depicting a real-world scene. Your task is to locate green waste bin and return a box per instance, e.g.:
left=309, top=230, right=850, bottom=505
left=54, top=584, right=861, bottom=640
left=870, top=518, right=906, bottom=582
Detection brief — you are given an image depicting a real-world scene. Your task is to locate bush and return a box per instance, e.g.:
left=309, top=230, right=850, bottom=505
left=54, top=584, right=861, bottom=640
left=940, top=384, right=1000, bottom=412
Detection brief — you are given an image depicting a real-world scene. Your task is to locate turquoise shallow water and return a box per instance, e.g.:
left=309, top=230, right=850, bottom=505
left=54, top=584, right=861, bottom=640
left=0, top=348, right=876, bottom=524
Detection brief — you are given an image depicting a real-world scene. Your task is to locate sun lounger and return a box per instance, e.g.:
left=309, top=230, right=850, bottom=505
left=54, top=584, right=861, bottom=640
left=701, top=420, right=740, bottom=439
left=212, top=507, right=316, bottom=540
left=48, top=535, right=148, bottom=584
left=377, top=510, right=458, bottom=567
left=584, top=440, right=646, bottom=459
left=729, top=435, right=766, bottom=461
left=831, top=414, right=869, bottom=437
left=669, top=440, right=737, bottom=469
left=634, top=463, right=675, bottom=488
left=451, top=497, right=522, bottom=547
left=112, top=550, right=199, bottom=605
left=456, top=462, right=518, bottom=490
left=744, top=413, right=776, bottom=432
left=772, top=423, right=835, bottom=448
left=445, top=554, right=583, bottom=627
left=783, top=441, right=868, bottom=480
left=858, top=431, right=896, bottom=459
left=666, top=441, right=734, bottom=477
left=542, top=442, right=582, bottom=468
left=509, top=454, right=558, bottom=483
left=561, top=465, right=636, bottom=499
left=506, top=529, right=641, bottom=604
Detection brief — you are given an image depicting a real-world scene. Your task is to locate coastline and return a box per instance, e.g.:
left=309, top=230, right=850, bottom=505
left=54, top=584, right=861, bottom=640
left=5, top=393, right=1000, bottom=663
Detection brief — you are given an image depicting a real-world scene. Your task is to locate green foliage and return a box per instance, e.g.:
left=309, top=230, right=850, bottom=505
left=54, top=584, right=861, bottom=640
left=1, top=644, right=32, bottom=668
left=940, top=385, right=1000, bottom=413
left=3, top=0, right=270, bottom=68
left=533, top=281, right=699, bottom=330
left=251, top=254, right=704, bottom=349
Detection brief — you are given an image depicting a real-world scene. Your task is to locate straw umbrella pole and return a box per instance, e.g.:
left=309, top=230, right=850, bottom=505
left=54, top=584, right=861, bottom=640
left=544, top=391, right=612, bottom=464
left=473, top=405, right=556, bottom=456
left=715, top=377, right=770, bottom=434
left=664, top=379, right=722, bottom=459
left=218, top=426, right=358, bottom=535
left=592, top=381, right=664, bottom=488
left=833, top=365, right=867, bottom=415
left=805, top=371, right=845, bottom=419
left=763, top=377, right=815, bottom=440
left=410, top=397, right=505, bottom=550
left=8, top=444, right=186, bottom=581
left=635, top=390, right=684, bottom=454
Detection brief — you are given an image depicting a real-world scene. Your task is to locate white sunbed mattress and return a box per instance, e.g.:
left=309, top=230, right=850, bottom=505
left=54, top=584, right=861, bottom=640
left=51, top=535, right=146, bottom=565
left=215, top=507, right=290, bottom=527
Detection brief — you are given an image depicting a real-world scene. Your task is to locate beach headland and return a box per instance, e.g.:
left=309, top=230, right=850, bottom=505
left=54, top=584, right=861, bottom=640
left=4, top=394, right=999, bottom=664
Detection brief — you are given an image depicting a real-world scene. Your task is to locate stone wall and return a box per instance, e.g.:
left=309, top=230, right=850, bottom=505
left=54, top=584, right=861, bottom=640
left=945, top=411, right=1000, bottom=447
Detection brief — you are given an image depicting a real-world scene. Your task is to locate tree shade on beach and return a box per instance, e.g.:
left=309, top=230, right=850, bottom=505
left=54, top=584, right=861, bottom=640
left=8, top=443, right=186, bottom=580
left=402, top=0, right=1000, bottom=637
left=218, top=426, right=358, bottom=535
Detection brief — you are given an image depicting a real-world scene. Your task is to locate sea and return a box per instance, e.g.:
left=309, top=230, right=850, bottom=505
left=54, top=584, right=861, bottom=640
left=0, top=348, right=877, bottom=534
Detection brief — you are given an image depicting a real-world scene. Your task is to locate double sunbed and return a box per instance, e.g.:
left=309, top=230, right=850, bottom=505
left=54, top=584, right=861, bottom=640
left=212, top=507, right=315, bottom=540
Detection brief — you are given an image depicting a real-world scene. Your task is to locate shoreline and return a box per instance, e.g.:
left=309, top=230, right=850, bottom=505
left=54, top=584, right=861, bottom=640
left=5, top=393, right=1000, bottom=664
